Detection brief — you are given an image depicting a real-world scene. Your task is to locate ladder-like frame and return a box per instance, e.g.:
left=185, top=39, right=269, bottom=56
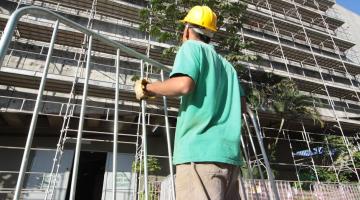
left=0, top=6, right=280, bottom=200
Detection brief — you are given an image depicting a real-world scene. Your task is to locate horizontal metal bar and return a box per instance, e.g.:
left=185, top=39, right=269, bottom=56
left=0, top=146, right=56, bottom=151
left=64, top=128, right=141, bottom=137
left=0, top=6, right=171, bottom=72
left=65, top=137, right=137, bottom=145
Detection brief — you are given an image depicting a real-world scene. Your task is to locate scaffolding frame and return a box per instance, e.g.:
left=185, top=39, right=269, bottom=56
left=0, top=4, right=285, bottom=200
left=237, top=0, right=360, bottom=198
left=1, top=0, right=360, bottom=199
left=0, top=6, right=174, bottom=200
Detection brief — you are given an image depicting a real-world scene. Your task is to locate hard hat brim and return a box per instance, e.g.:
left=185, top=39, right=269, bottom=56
left=179, top=19, right=217, bottom=32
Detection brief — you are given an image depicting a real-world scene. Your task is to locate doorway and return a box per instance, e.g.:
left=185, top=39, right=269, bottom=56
left=69, top=151, right=107, bottom=200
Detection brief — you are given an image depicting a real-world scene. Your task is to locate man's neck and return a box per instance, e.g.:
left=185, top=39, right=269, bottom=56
left=184, top=37, right=203, bottom=43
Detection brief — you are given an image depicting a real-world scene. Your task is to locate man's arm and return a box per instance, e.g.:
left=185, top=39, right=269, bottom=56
left=146, top=76, right=195, bottom=97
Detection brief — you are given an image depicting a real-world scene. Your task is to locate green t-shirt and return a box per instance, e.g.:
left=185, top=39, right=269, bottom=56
left=170, top=40, right=244, bottom=166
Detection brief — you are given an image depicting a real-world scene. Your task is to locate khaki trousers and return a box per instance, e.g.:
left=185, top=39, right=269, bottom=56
left=175, top=162, right=240, bottom=200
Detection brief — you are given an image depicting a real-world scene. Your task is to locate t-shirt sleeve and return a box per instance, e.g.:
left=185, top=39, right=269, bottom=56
left=170, top=42, right=200, bottom=84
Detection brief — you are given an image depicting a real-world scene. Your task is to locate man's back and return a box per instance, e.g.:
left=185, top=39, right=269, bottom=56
left=170, top=40, right=243, bottom=166
left=133, top=6, right=244, bottom=199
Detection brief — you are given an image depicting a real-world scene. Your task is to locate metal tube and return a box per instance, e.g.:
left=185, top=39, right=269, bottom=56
left=140, top=60, right=149, bottom=200
left=48, top=41, right=88, bottom=200
left=160, top=70, right=176, bottom=200
left=316, top=0, right=360, bottom=181
left=13, top=20, right=59, bottom=200
left=68, top=35, right=93, bottom=200
left=238, top=175, right=248, bottom=200
left=301, top=123, right=320, bottom=183
left=113, top=49, right=120, bottom=200
left=291, top=1, right=360, bottom=182
left=239, top=119, right=260, bottom=200
left=133, top=112, right=142, bottom=200
left=243, top=113, right=270, bottom=199
left=0, top=6, right=171, bottom=72
left=286, top=133, right=306, bottom=199
left=0, top=9, right=24, bottom=66
left=247, top=106, right=280, bottom=200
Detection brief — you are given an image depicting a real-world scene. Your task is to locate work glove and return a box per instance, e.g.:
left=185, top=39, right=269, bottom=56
left=134, top=79, right=154, bottom=100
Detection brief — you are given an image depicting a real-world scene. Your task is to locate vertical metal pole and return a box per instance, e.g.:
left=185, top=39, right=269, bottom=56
left=247, top=107, right=280, bottom=200
left=112, top=49, right=120, bottom=200
left=239, top=121, right=259, bottom=200
left=301, top=123, right=320, bottom=183
left=291, top=0, right=360, bottom=182
left=243, top=113, right=271, bottom=199
left=47, top=29, right=89, bottom=200
left=133, top=112, right=142, bottom=200
left=140, top=60, right=149, bottom=200
left=13, top=20, right=59, bottom=200
left=160, top=69, right=176, bottom=200
left=323, top=135, right=342, bottom=183
left=286, top=133, right=305, bottom=199
left=264, top=0, right=292, bottom=80
left=312, top=0, right=360, bottom=182
left=69, top=35, right=93, bottom=200
left=16, top=0, right=22, bottom=10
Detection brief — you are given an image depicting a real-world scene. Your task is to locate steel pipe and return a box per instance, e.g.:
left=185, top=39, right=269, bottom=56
left=0, top=6, right=171, bottom=72
left=140, top=60, right=149, bottom=200
left=160, top=70, right=176, bottom=200
left=243, top=113, right=271, bottom=199
left=68, top=35, right=93, bottom=200
left=113, top=49, right=120, bottom=200
left=12, top=20, right=59, bottom=200
left=246, top=107, right=280, bottom=200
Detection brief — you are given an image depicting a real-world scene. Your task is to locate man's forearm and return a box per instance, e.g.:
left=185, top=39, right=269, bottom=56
left=146, top=76, right=195, bottom=97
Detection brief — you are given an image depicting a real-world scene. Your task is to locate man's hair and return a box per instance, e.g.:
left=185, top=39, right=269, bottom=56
left=186, top=23, right=212, bottom=44
left=191, top=30, right=211, bottom=44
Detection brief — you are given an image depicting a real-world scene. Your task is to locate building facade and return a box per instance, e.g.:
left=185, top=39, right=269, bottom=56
left=0, top=0, right=360, bottom=199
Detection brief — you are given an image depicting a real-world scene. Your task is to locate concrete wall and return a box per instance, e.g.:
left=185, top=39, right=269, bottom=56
left=333, top=4, right=360, bottom=63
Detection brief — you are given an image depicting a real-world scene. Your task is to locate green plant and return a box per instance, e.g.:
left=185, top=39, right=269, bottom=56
left=247, top=74, right=324, bottom=132
left=295, top=135, right=360, bottom=185
left=139, top=0, right=253, bottom=72
left=247, top=74, right=324, bottom=165
left=319, top=135, right=359, bottom=182
left=132, top=156, right=161, bottom=174
left=132, top=157, right=161, bottom=200
left=296, top=169, right=317, bottom=190
left=131, top=75, right=140, bottom=82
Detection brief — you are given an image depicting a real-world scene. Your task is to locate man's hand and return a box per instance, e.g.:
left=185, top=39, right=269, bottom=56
left=134, top=79, right=154, bottom=100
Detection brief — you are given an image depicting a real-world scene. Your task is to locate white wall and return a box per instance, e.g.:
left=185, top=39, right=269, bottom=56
left=333, top=4, right=360, bottom=63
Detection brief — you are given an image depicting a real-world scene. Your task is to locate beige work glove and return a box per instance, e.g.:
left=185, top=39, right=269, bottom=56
left=134, top=79, right=154, bottom=100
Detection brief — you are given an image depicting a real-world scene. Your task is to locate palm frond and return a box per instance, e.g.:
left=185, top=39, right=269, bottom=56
left=248, top=75, right=324, bottom=128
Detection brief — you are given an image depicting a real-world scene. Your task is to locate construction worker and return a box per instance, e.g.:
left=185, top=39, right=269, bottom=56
left=134, top=5, right=246, bottom=200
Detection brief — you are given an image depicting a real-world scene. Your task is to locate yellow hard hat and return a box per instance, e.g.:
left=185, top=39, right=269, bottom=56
left=180, top=6, right=217, bottom=32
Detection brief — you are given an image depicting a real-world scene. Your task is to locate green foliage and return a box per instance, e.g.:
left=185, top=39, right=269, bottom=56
left=139, top=0, right=250, bottom=71
left=133, top=157, right=161, bottom=200
left=353, top=151, right=360, bottom=168
left=250, top=74, right=324, bottom=167
left=132, top=157, right=161, bottom=174
left=297, top=135, right=360, bottom=185
left=296, top=169, right=317, bottom=190
left=131, top=75, right=140, bottom=82
left=138, top=190, right=158, bottom=200
left=247, top=74, right=324, bottom=128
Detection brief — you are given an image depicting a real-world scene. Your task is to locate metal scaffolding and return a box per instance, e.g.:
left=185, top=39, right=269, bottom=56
left=0, top=5, right=175, bottom=200
left=0, top=0, right=360, bottom=199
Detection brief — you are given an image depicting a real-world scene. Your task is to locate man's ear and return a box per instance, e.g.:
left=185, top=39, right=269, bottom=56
left=185, top=27, right=190, bottom=40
